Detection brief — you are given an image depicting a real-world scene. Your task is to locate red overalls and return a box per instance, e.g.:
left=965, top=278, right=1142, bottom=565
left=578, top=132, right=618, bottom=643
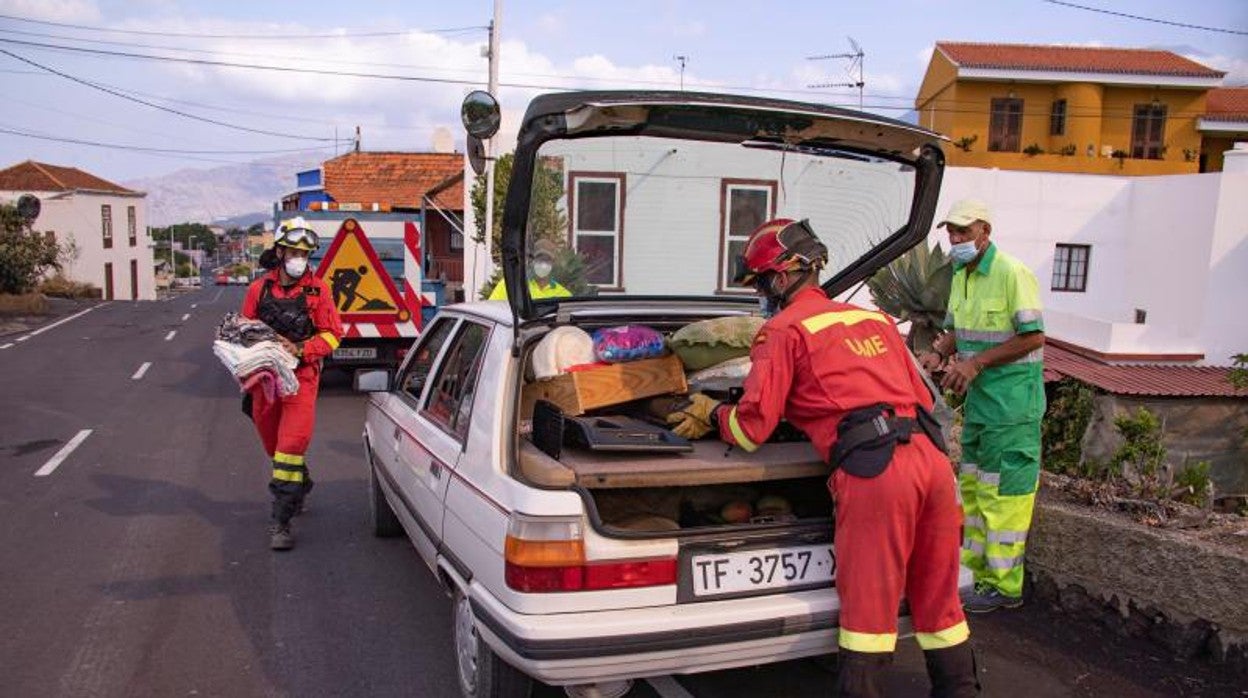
left=716, top=287, right=974, bottom=697
left=242, top=270, right=343, bottom=524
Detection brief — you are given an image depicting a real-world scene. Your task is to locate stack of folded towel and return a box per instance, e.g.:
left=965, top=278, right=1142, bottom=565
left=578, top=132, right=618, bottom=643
left=212, top=313, right=299, bottom=398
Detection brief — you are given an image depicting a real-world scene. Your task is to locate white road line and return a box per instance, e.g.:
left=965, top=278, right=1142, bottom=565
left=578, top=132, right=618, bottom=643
left=16, top=336, right=30, bottom=342
left=165, top=330, right=177, bottom=341
left=210, top=288, right=224, bottom=303
left=131, top=362, right=152, bottom=380
left=181, top=313, right=190, bottom=321
left=191, top=303, right=199, bottom=309
left=28, top=305, right=99, bottom=337
left=0, top=343, right=13, bottom=349
left=34, top=429, right=93, bottom=477
left=647, top=676, right=696, bottom=698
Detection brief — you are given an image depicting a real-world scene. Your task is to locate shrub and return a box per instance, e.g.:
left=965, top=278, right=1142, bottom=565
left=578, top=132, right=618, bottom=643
left=1022, top=143, right=1045, bottom=156
left=39, top=273, right=99, bottom=299
left=0, top=292, right=48, bottom=315
left=0, top=204, right=60, bottom=294
left=1173, top=461, right=1212, bottom=508
left=1042, top=379, right=1098, bottom=477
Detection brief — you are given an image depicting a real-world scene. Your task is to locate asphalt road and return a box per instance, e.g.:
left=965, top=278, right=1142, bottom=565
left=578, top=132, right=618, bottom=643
left=1, top=288, right=1241, bottom=698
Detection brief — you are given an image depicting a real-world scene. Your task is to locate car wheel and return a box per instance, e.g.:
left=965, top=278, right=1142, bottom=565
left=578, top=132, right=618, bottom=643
left=453, top=587, right=533, bottom=698
left=369, top=461, right=403, bottom=538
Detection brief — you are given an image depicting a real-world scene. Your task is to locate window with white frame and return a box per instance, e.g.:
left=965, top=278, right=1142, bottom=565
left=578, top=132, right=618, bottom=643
left=720, top=180, right=776, bottom=290
left=1052, top=244, right=1090, bottom=292
left=570, top=173, right=624, bottom=288
left=101, top=204, right=113, bottom=249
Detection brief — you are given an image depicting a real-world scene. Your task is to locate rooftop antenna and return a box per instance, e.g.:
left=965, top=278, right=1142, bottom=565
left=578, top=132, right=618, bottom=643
left=673, top=54, right=689, bottom=91
left=808, top=37, right=865, bottom=109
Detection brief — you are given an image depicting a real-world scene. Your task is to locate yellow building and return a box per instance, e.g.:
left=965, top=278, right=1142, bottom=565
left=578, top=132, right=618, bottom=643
left=915, top=42, right=1229, bottom=175
left=1199, top=88, right=1248, bottom=173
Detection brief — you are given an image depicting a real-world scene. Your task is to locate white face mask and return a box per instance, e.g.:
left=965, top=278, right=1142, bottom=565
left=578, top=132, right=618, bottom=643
left=284, top=255, right=308, bottom=278
left=532, top=261, right=553, bottom=279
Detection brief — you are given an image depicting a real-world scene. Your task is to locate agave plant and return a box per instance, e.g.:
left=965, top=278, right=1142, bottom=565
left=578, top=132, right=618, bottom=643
left=867, top=241, right=952, bottom=352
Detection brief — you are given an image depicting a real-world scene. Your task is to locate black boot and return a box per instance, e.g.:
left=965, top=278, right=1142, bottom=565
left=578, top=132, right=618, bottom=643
left=923, top=643, right=979, bottom=698
left=835, top=649, right=893, bottom=698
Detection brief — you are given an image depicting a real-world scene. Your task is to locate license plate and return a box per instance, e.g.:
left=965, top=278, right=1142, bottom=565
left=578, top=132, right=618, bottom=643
left=690, top=544, right=835, bottom=597
left=333, top=347, right=378, bottom=360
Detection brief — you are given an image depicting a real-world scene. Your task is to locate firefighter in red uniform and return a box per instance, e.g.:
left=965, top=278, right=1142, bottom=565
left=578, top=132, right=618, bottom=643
left=242, top=217, right=343, bottom=551
left=667, top=219, right=978, bottom=697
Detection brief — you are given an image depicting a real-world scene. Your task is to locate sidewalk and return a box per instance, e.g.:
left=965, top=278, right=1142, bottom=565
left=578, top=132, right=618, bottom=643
left=0, top=296, right=103, bottom=338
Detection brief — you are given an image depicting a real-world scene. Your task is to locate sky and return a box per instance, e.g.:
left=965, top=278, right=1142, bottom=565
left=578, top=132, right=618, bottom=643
left=0, top=0, right=1245, bottom=183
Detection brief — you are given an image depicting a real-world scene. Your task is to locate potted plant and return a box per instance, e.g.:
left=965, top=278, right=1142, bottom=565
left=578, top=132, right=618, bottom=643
left=1023, top=143, right=1045, bottom=157
left=954, top=135, right=978, bottom=152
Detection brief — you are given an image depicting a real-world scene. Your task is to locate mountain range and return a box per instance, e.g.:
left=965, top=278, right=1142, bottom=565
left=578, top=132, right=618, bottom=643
left=123, top=153, right=325, bottom=227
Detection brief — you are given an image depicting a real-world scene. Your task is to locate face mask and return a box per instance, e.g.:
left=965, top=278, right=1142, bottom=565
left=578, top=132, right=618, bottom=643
left=759, top=295, right=779, bottom=318
left=284, top=255, right=308, bottom=278
left=757, top=273, right=786, bottom=318
left=950, top=240, right=979, bottom=264
left=532, top=261, right=553, bottom=279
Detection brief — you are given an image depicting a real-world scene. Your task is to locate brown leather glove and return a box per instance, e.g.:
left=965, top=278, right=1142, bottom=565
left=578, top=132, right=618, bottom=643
left=665, top=393, right=722, bottom=439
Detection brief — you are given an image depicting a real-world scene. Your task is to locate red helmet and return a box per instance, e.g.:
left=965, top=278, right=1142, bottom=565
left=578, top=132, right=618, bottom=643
left=735, top=218, right=828, bottom=285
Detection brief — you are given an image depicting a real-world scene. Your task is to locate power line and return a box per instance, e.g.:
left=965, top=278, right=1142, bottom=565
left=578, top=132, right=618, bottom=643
left=0, top=12, right=487, bottom=39
left=0, top=48, right=345, bottom=142
left=1042, top=0, right=1248, bottom=36
left=0, top=123, right=338, bottom=154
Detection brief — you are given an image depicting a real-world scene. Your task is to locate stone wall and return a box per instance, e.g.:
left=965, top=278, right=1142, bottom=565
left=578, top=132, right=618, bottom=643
left=1028, top=497, right=1248, bottom=675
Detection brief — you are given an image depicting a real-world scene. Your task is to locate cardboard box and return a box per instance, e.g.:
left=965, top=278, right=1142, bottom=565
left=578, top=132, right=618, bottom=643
left=522, top=353, right=688, bottom=417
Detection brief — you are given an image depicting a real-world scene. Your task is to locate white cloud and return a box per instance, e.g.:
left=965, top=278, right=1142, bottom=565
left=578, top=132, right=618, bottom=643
left=535, top=13, right=563, bottom=34
left=916, top=45, right=934, bottom=67
left=0, top=0, right=99, bottom=21
left=1193, top=54, right=1248, bottom=86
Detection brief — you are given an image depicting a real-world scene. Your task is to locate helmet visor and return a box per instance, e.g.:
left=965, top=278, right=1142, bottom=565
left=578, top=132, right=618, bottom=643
left=276, top=226, right=319, bottom=250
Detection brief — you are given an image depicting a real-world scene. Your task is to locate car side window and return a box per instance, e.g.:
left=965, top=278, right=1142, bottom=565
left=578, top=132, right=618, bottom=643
left=398, top=318, right=456, bottom=402
left=421, top=321, right=490, bottom=438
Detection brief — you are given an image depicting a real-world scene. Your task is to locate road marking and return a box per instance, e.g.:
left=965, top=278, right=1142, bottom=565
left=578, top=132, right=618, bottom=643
left=35, top=429, right=93, bottom=477
left=210, top=288, right=224, bottom=304
left=0, top=343, right=13, bottom=349
left=28, top=305, right=99, bottom=337
left=181, top=313, right=190, bottom=321
left=647, top=676, right=695, bottom=698
left=165, top=330, right=177, bottom=341
left=191, top=303, right=199, bottom=309
left=16, top=336, right=29, bottom=342
left=131, top=362, right=152, bottom=380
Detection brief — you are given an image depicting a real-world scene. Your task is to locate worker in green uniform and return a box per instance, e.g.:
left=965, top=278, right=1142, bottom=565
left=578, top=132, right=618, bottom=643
left=919, top=198, right=1045, bottom=614
left=488, top=238, right=572, bottom=300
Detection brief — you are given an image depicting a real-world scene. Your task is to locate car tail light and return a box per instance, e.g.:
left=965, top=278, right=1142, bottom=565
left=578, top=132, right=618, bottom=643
left=504, top=514, right=676, bottom=593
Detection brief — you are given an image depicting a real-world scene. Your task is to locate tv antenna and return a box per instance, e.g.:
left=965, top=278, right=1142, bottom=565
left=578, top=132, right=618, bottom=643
left=808, top=37, right=865, bottom=109
left=673, top=54, right=689, bottom=91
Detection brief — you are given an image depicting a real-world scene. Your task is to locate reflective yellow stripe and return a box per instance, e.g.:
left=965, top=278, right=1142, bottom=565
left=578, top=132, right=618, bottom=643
left=272, top=468, right=305, bottom=483
left=319, top=331, right=340, bottom=350
left=915, top=621, right=970, bottom=650
left=274, top=451, right=305, bottom=466
left=839, top=629, right=897, bottom=653
left=801, top=310, right=889, bottom=335
left=726, top=407, right=759, bottom=452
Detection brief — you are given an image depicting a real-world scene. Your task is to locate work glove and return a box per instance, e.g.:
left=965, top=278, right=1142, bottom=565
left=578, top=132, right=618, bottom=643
left=665, top=392, right=722, bottom=440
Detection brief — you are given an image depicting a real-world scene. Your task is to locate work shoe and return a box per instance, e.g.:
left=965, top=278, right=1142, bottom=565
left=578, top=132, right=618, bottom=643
left=269, top=523, right=295, bottom=551
left=962, top=583, right=1022, bottom=613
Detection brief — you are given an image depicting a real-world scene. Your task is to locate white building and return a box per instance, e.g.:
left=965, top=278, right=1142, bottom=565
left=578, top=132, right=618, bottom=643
left=936, top=145, right=1248, bottom=366
left=0, top=160, right=154, bottom=301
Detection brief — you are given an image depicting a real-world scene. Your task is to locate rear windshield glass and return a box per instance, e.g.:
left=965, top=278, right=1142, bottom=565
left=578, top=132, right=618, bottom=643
left=521, top=134, right=916, bottom=298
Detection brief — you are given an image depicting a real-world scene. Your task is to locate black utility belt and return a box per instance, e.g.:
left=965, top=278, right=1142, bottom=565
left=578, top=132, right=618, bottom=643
left=829, top=403, right=947, bottom=478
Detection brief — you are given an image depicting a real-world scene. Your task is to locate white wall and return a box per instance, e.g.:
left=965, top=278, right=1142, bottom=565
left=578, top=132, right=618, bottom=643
left=935, top=162, right=1248, bottom=364
left=2, top=189, right=154, bottom=300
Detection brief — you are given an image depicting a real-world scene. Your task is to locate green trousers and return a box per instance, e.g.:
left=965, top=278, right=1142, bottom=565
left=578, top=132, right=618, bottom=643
left=959, top=420, right=1040, bottom=597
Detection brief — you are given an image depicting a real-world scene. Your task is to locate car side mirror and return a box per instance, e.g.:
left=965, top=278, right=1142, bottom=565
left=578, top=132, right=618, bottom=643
left=354, top=369, right=392, bottom=393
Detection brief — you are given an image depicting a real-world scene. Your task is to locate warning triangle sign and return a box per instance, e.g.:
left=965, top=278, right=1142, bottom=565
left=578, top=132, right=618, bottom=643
left=315, top=219, right=411, bottom=322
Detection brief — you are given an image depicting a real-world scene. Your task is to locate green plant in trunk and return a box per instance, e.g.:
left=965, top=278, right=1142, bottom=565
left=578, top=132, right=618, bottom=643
left=1042, top=379, right=1099, bottom=478
left=866, top=241, right=952, bottom=352
left=1111, top=407, right=1167, bottom=498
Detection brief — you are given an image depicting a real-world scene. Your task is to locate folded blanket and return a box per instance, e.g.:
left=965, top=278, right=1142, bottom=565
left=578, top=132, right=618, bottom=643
left=213, top=339, right=299, bottom=396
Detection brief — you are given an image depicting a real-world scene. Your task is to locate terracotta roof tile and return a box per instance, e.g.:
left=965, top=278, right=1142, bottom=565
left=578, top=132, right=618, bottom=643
left=1043, top=342, right=1248, bottom=398
left=936, top=42, right=1225, bottom=79
left=321, top=151, right=463, bottom=210
left=1204, top=87, right=1248, bottom=122
left=0, top=160, right=139, bottom=195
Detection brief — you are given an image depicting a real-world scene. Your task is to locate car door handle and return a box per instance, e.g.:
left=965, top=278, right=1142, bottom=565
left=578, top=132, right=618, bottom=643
left=430, top=457, right=444, bottom=479
left=393, top=425, right=402, bottom=442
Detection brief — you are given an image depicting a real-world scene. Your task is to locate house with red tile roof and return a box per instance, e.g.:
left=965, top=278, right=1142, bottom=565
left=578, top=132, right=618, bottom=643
left=1198, top=87, right=1248, bottom=172
left=0, top=160, right=154, bottom=300
left=915, top=42, right=1235, bottom=175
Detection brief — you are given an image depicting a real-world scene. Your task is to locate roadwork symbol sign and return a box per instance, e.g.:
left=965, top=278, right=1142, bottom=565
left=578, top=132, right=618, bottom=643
left=315, top=219, right=410, bottom=322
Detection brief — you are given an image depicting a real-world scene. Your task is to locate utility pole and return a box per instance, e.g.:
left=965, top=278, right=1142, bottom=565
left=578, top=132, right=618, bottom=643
left=483, top=0, right=501, bottom=293
left=808, top=37, right=865, bottom=109
left=673, top=55, right=689, bottom=91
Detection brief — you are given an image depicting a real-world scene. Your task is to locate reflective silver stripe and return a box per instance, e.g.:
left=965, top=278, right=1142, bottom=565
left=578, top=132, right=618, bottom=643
left=956, top=328, right=1013, bottom=343
left=986, top=554, right=1025, bottom=570
left=978, top=470, right=1000, bottom=486
left=988, top=530, right=1029, bottom=545
left=962, top=539, right=985, bottom=555
left=1014, top=309, right=1043, bottom=324
left=963, top=515, right=986, bottom=531
left=955, top=350, right=977, bottom=362
left=1008, top=347, right=1044, bottom=365
left=959, top=462, right=978, bottom=476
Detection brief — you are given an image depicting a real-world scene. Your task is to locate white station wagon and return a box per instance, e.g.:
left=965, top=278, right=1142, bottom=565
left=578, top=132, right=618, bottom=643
left=358, top=90, right=964, bottom=697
